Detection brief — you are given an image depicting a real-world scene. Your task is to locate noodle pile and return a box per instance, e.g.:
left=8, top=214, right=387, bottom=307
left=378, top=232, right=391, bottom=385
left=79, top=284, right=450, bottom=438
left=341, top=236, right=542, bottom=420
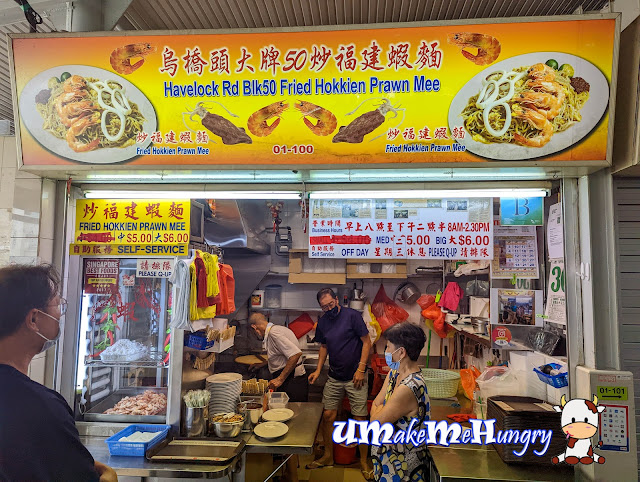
left=36, top=76, right=144, bottom=149
left=461, top=66, right=589, bottom=145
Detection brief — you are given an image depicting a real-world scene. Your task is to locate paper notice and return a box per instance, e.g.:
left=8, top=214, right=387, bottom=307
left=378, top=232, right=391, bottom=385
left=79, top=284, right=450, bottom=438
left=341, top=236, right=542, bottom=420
left=547, top=203, right=564, bottom=260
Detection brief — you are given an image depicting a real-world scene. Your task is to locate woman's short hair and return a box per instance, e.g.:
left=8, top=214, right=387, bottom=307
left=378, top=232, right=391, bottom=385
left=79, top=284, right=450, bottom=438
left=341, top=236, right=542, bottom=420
left=0, top=264, right=60, bottom=339
left=385, top=322, right=427, bottom=361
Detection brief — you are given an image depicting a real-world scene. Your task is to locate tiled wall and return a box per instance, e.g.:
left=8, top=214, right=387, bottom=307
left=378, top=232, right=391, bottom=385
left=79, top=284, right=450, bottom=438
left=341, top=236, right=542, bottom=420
left=0, top=136, right=53, bottom=386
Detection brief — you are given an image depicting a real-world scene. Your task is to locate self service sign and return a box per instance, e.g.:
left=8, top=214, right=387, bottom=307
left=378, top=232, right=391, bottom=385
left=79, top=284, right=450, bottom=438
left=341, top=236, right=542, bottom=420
left=70, top=199, right=190, bottom=256
left=309, top=198, right=493, bottom=259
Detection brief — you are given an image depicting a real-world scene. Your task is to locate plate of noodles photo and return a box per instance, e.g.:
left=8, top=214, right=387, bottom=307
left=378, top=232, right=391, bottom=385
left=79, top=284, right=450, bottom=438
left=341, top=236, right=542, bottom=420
left=18, top=65, right=156, bottom=164
left=448, top=52, right=609, bottom=160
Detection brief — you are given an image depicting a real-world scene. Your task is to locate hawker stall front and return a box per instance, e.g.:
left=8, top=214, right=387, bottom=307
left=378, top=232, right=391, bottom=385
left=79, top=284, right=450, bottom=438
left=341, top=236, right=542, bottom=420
left=8, top=11, right=638, bottom=482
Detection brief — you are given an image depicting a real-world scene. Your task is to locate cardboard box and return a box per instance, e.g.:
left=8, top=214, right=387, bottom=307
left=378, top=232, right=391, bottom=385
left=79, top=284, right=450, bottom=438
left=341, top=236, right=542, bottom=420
left=288, top=251, right=346, bottom=284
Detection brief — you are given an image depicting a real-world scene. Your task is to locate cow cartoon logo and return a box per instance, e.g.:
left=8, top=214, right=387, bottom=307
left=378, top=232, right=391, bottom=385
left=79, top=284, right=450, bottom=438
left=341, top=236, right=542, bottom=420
left=552, top=395, right=606, bottom=465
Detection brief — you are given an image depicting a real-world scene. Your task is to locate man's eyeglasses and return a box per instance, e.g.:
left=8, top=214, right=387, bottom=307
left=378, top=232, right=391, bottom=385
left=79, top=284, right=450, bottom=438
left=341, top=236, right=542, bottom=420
left=48, top=298, right=67, bottom=315
left=320, top=300, right=337, bottom=312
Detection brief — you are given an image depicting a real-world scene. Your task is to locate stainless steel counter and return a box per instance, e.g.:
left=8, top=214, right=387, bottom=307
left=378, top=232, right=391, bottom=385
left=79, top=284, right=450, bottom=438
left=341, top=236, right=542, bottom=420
left=80, top=402, right=323, bottom=480
left=81, top=435, right=240, bottom=480
left=245, top=402, right=323, bottom=455
left=427, top=397, right=574, bottom=481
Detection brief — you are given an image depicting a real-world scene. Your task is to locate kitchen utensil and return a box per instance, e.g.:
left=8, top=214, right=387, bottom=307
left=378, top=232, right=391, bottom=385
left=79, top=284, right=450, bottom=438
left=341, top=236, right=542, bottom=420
left=267, top=392, right=289, bottom=409
left=421, top=368, right=461, bottom=399
left=262, top=408, right=294, bottom=423
left=253, top=421, right=289, bottom=440
left=210, top=413, right=244, bottom=438
left=185, top=406, right=208, bottom=437
left=234, top=355, right=266, bottom=365
left=394, top=282, right=421, bottom=304
left=471, top=317, right=490, bottom=335
left=352, top=282, right=366, bottom=301
left=349, top=299, right=365, bottom=310
left=146, top=438, right=246, bottom=465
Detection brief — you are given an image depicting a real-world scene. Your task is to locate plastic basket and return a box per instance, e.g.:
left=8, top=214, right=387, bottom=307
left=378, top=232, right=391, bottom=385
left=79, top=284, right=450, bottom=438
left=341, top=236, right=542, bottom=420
left=421, top=369, right=461, bottom=399
left=533, top=363, right=568, bottom=388
left=105, top=424, right=170, bottom=457
left=184, top=331, right=215, bottom=351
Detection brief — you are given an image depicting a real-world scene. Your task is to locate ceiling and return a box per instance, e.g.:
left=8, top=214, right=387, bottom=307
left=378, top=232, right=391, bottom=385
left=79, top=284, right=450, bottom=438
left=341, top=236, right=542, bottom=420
left=0, top=0, right=610, bottom=134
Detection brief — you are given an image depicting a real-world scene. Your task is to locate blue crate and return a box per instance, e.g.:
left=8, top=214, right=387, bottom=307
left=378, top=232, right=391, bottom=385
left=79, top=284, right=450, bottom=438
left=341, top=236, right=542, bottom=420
left=105, top=424, right=170, bottom=457
left=184, top=331, right=215, bottom=350
left=533, top=363, right=568, bottom=389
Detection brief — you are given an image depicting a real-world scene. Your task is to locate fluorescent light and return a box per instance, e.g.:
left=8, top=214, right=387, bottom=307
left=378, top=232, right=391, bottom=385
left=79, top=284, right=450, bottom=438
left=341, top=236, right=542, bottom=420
left=309, top=189, right=548, bottom=199
left=84, top=190, right=301, bottom=200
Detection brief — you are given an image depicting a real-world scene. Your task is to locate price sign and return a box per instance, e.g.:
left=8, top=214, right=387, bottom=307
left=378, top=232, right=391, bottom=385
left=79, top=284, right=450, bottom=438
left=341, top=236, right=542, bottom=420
left=597, top=386, right=628, bottom=401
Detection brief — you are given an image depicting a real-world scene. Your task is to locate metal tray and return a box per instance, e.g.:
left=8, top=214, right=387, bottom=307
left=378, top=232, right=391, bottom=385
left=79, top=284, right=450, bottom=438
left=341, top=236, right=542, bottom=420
left=84, top=387, right=168, bottom=423
left=146, top=437, right=246, bottom=465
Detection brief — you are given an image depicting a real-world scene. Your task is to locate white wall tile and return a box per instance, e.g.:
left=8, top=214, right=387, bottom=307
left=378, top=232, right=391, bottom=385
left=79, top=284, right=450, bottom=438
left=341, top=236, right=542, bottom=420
left=13, top=178, right=42, bottom=215
left=0, top=167, right=16, bottom=209
left=1, top=137, right=18, bottom=169
left=39, top=238, right=54, bottom=264
left=39, top=180, right=56, bottom=240
left=10, top=237, right=39, bottom=258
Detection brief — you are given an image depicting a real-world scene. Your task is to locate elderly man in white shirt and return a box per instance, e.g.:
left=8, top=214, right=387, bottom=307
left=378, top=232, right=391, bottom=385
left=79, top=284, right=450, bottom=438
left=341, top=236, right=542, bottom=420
left=249, top=312, right=307, bottom=399
left=249, top=312, right=308, bottom=482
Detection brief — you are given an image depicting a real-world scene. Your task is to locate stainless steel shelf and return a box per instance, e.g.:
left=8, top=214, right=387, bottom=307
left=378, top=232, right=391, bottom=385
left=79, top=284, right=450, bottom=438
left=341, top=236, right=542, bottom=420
left=87, top=355, right=168, bottom=368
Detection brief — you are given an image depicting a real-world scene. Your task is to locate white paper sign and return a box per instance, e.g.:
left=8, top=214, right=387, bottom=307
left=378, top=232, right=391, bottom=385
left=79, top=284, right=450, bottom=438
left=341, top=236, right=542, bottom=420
left=547, top=203, right=564, bottom=260
left=136, top=258, right=174, bottom=278
left=545, top=259, right=566, bottom=325
left=309, top=198, right=493, bottom=259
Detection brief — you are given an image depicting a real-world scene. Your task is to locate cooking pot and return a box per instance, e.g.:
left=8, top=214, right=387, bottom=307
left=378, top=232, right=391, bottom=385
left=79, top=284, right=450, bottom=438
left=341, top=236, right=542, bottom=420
left=394, top=282, right=421, bottom=304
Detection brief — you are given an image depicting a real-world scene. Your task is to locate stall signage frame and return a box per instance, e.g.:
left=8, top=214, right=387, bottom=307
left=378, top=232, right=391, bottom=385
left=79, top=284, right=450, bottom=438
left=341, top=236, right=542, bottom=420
left=309, top=197, right=493, bottom=260
left=71, top=199, right=190, bottom=256
left=9, top=15, right=618, bottom=170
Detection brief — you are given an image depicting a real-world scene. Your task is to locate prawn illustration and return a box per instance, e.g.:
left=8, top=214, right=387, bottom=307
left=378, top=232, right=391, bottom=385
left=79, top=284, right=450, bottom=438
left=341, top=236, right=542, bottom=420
left=56, top=99, right=98, bottom=127
left=183, top=102, right=252, bottom=145
left=295, top=101, right=337, bottom=136
left=332, top=98, right=405, bottom=144
left=66, top=113, right=100, bottom=152
left=110, top=43, right=157, bottom=75
left=512, top=104, right=553, bottom=148
left=517, top=91, right=562, bottom=120
left=447, top=33, right=501, bottom=66
left=527, top=80, right=566, bottom=107
left=247, top=101, right=289, bottom=137
left=527, top=63, right=557, bottom=82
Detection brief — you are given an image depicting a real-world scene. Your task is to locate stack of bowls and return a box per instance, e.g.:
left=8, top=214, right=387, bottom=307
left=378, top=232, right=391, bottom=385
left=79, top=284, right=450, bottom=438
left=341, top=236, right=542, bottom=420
left=206, top=373, right=242, bottom=415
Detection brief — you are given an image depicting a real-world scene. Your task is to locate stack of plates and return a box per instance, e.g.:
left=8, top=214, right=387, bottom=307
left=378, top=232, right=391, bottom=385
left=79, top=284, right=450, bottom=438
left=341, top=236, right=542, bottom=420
left=206, top=373, right=243, bottom=415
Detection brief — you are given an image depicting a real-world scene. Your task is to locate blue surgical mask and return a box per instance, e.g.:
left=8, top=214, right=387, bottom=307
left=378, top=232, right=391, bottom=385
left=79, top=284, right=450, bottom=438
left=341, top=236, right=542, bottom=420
left=326, top=306, right=340, bottom=319
left=35, top=309, right=62, bottom=353
left=385, top=347, right=402, bottom=371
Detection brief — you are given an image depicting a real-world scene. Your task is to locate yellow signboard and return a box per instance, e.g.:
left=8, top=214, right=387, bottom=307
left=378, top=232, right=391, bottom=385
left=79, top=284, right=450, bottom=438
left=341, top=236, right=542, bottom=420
left=11, top=16, right=617, bottom=168
left=72, top=199, right=190, bottom=256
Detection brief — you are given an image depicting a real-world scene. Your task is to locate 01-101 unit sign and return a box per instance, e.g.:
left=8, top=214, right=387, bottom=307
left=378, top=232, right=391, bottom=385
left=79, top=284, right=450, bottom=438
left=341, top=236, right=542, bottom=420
left=309, top=198, right=493, bottom=260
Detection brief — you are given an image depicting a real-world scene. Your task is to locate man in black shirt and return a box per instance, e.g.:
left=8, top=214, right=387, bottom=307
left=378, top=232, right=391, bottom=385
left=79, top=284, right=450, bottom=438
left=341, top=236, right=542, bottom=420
left=0, top=264, right=116, bottom=481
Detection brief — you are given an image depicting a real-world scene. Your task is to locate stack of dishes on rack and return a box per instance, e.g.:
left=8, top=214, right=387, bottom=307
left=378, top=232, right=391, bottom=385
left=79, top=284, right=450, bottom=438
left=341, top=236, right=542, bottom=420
left=206, top=373, right=242, bottom=415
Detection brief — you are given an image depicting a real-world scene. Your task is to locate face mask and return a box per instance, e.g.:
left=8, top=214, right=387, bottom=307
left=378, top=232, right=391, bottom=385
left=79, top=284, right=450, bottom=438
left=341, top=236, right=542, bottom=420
left=385, top=347, right=403, bottom=371
left=35, top=309, right=61, bottom=353
left=326, top=306, right=340, bottom=319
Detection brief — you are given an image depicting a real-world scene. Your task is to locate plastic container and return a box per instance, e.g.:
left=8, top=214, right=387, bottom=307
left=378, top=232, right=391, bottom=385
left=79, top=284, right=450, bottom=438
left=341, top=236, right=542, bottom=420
left=267, top=392, right=289, bottom=409
left=184, top=331, right=215, bottom=350
left=421, top=368, right=461, bottom=399
left=265, top=285, right=283, bottom=308
left=334, top=442, right=357, bottom=465
left=105, top=424, right=170, bottom=457
left=533, top=363, right=568, bottom=388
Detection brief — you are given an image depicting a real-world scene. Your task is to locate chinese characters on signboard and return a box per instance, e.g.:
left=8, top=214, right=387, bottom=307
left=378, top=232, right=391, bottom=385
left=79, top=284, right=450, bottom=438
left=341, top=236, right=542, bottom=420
left=71, top=199, right=190, bottom=256
left=309, top=198, right=493, bottom=260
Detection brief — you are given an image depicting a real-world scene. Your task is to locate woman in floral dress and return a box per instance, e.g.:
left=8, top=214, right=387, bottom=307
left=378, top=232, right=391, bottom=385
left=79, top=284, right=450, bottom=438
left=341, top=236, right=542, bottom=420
left=370, top=323, right=430, bottom=482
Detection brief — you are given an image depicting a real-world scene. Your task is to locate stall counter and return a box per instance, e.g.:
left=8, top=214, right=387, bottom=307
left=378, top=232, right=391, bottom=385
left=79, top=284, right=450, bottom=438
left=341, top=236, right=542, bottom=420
left=81, top=402, right=323, bottom=480
left=427, top=397, right=574, bottom=481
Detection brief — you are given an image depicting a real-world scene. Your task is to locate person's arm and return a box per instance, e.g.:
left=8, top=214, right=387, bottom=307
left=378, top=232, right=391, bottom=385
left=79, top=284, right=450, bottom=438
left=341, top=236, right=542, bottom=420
left=269, top=352, right=301, bottom=390
left=94, top=461, right=118, bottom=482
left=371, top=384, right=418, bottom=425
left=370, top=372, right=391, bottom=418
left=352, top=334, right=371, bottom=389
left=309, top=344, right=328, bottom=384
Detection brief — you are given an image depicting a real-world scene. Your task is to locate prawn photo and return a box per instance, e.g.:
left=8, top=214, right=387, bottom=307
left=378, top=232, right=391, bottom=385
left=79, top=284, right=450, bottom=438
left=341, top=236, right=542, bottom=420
left=332, top=98, right=405, bottom=144
left=110, top=43, right=157, bottom=75
left=295, top=100, right=337, bottom=136
left=460, top=60, right=591, bottom=148
left=447, top=33, right=501, bottom=66
left=183, top=101, right=252, bottom=145
left=247, top=101, right=289, bottom=137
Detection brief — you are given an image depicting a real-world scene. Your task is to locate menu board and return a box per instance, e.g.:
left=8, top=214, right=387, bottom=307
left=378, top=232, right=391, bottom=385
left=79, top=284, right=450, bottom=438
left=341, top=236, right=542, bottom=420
left=309, top=198, right=493, bottom=259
